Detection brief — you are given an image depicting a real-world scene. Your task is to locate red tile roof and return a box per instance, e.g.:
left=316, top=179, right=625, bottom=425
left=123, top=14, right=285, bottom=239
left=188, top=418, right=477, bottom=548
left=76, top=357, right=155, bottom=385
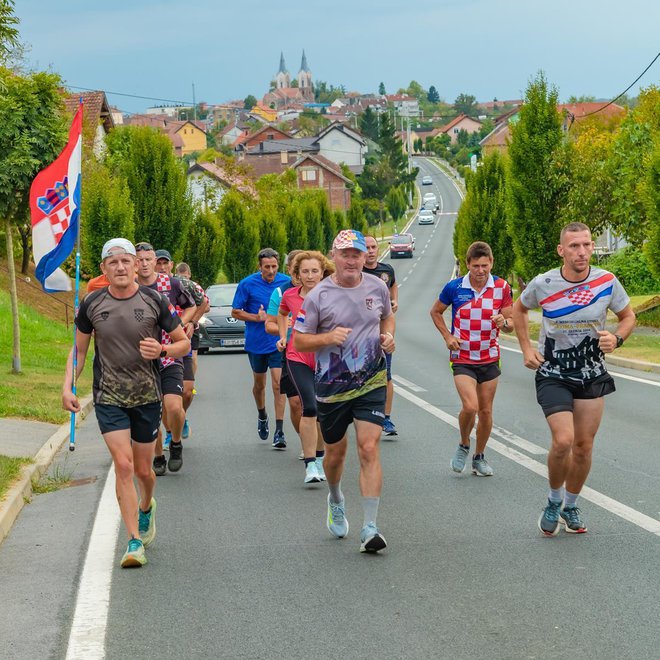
left=64, top=90, right=114, bottom=134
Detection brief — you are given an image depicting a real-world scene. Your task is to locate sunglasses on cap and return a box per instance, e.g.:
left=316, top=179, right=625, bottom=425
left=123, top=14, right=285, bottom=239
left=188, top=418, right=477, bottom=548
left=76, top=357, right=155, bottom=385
left=135, top=243, right=154, bottom=252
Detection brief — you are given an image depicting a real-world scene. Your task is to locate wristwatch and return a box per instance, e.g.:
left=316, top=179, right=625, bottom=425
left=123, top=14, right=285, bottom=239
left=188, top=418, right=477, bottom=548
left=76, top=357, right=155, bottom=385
left=159, top=349, right=168, bottom=358
left=503, top=319, right=509, bottom=329
left=615, top=334, right=624, bottom=348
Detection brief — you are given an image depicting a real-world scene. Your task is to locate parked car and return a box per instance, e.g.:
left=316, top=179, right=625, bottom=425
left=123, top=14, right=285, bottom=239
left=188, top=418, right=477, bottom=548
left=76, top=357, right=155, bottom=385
left=389, top=233, right=415, bottom=259
left=198, top=283, right=246, bottom=353
left=418, top=209, right=435, bottom=225
left=422, top=175, right=433, bottom=185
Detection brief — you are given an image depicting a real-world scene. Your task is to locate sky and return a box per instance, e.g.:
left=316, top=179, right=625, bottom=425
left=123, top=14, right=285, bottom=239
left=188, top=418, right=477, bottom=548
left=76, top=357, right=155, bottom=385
left=15, top=0, right=660, bottom=114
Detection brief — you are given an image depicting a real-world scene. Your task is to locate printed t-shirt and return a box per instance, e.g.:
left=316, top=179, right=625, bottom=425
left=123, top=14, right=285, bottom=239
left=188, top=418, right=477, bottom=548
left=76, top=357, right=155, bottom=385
left=233, top=271, right=291, bottom=354
left=519, top=266, right=629, bottom=383
left=279, top=286, right=315, bottom=370
left=438, top=274, right=512, bottom=364
left=294, top=274, right=392, bottom=403
left=363, top=262, right=396, bottom=289
left=76, top=286, right=181, bottom=407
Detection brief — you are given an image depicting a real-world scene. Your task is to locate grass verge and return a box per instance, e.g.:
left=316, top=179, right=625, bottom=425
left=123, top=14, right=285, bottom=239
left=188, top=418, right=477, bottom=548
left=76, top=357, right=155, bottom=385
left=0, top=455, right=32, bottom=501
left=32, top=458, right=75, bottom=494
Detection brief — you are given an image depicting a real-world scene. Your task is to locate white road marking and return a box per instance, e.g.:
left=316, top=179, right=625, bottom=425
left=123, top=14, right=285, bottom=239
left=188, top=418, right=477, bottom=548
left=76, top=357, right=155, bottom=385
left=66, top=468, right=121, bottom=659
left=500, top=345, right=660, bottom=387
left=391, top=374, right=427, bottom=392
left=393, top=384, right=660, bottom=536
left=437, top=212, right=458, bottom=216
left=422, top=250, right=426, bottom=255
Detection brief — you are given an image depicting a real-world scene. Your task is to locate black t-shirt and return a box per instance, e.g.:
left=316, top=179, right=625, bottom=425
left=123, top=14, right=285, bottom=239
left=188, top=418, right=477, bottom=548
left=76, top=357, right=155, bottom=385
left=363, top=262, right=396, bottom=289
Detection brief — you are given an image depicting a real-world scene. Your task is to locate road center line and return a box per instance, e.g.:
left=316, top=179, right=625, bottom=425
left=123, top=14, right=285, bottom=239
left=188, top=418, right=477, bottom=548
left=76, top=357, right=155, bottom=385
left=393, top=384, right=660, bottom=536
left=391, top=374, right=426, bottom=392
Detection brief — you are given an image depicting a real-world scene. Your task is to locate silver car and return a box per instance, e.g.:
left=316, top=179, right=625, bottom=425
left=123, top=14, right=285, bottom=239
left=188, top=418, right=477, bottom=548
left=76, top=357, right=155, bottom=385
left=418, top=209, right=435, bottom=225
left=197, top=283, right=246, bottom=353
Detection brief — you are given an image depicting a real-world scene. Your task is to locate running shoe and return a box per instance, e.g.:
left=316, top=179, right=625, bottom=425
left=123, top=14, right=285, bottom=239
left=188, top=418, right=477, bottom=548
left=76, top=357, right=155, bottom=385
left=138, top=498, right=157, bottom=548
left=538, top=499, right=562, bottom=536
left=450, top=444, right=470, bottom=473
left=168, top=442, right=183, bottom=472
left=298, top=451, right=305, bottom=460
left=559, top=506, right=588, bottom=534
left=359, top=522, right=387, bottom=553
left=257, top=416, right=269, bottom=440
left=382, top=417, right=398, bottom=436
left=272, top=429, right=286, bottom=450
left=471, top=456, right=494, bottom=477
left=153, top=455, right=167, bottom=477
left=163, top=431, right=172, bottom=451
left=316, top=457, right=326, bottom=481
left=120, top=538, right=146, bottom=568
left=327, top=494, right=349, bottom=538
left=304, top=461, right=321, bottom=484
left=182, top=419, right=190, bottom=439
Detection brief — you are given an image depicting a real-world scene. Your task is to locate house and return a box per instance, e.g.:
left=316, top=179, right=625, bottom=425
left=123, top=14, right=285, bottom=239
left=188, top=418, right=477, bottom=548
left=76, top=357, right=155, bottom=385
left=385, top=94, right=420, bottom=117
left=218, top=122, right=251, bottom=147
left=127, top=114, right=208, bottom=156
left=64, top=91, right=114, bottom=157
left=187, top=160, right=256, bottom=210
left=250, top=103, right=279, bottom=123
left=432, top=114, right=482, bottom=144
left=236, top=125, right=292, bottom=150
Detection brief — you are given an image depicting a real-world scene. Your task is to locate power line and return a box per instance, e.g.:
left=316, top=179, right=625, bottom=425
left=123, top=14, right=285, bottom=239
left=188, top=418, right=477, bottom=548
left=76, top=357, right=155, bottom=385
left=66, top=84, right=194, bottom=106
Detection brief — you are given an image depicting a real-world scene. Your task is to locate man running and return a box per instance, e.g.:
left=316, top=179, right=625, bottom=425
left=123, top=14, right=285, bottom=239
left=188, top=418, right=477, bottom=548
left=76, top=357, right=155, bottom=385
left=232, top=248, right=290, bottom=449
left=513, top=222, right=635, bottom=535
left=364, top=234, right=399, bottom=436
left=430, top=241, right=513, bottom=476
left=135, top=243, right=196, bottom=474
left=62, top=238, right=190, bottom=568
left=294, top=229, right=395, bottom=553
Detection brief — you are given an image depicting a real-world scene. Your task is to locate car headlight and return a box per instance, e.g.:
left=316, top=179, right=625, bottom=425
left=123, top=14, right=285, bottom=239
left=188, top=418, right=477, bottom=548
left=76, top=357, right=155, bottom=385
left=198, top=315, right=215, bottom=326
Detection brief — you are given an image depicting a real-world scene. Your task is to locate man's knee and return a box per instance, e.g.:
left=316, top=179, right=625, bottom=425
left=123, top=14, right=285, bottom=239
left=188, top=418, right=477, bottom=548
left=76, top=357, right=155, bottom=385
left=461, top=402, right=478, bottom=416
left=114, top=455, right=134, bottom=481
left=134, top=457, right=154, bottom=481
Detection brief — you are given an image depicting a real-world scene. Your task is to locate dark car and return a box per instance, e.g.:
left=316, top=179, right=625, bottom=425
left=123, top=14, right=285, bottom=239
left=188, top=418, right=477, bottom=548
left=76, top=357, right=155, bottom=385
left=389, top=233, right=415, bottom=259
left=198, top=283, right=246, bottom=353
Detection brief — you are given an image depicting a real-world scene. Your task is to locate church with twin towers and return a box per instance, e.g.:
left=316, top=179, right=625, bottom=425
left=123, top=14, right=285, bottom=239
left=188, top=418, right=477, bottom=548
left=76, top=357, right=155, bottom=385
left=272, top=50, right=314, bottom=101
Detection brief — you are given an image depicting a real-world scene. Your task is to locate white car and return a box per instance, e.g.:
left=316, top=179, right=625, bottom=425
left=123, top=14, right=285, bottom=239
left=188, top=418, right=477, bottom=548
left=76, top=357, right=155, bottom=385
left=417, top=209, right=434, bottom=225
left=423, top=193, right=439, bottom=212
left=422, top=175, right=433, bottom=185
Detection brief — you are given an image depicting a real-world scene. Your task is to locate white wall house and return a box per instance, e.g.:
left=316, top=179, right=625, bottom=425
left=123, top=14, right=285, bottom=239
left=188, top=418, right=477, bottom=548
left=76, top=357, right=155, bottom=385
left=315, top=123, right=367, bottom=173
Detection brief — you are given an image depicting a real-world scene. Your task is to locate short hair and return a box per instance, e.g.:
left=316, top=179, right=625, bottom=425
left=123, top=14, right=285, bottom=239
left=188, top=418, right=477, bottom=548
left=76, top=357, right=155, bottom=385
left=285, top=249, right=303, bottom=266
left=258, top=247, right=279, bottom=263
left=176, top=262, right=191, bottom=276
left=364, top=234, right=378, bottom=244
left=560, top=222, right=591, bottom=242
left=291, top=250, right=335, bottom=281
left=466, top=241, right=493, bottom=263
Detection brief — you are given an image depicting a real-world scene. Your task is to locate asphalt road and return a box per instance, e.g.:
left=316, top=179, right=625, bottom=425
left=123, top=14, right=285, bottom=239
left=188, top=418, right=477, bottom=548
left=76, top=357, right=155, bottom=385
left=2, top=158, right=660, bottom=660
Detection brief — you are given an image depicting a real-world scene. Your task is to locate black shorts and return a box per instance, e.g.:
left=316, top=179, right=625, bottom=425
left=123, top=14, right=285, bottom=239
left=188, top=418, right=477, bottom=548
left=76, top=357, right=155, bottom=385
left=287, top=359, right=317, bottom=417
left=191, top=332, right=200, bottom=351
left=160, top=363, right=184, bottom=396
left=451, top=361, right=501, bottom=383
left=279, top=356, right=299, bottom=398
left=95, top=401, right=162, bottom=443
left=183, top=355, right=194, bottom=382
left=248, top=350, right=282, bottom=374
left=535, top=372, right=616, bottom=418
left=317, top=387, right=386, bottom=444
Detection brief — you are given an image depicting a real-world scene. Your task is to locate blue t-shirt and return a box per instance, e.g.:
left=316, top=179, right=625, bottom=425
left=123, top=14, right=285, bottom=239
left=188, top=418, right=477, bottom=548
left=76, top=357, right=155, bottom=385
left=233, top=271, right=291, bottom=354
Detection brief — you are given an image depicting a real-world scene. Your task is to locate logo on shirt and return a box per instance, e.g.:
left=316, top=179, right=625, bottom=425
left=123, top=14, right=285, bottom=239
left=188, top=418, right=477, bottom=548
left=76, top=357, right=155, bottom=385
left=365, top=297, right=374, bottom=310
left=380, top=273, right=390, bottom=283
left=296, top=309, right=306, bottom=324
left=100, top=311, right=109, bottom=321
left=565, top=285, right=594, bottom=306
left=134, top=309, right=145, bottom=322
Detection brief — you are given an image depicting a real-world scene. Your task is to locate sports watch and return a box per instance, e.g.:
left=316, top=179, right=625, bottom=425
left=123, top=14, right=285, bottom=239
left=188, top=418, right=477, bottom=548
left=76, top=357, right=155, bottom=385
left=615, top=334, right=624, bottom=348
left=159, top=349, right=168, bottom=358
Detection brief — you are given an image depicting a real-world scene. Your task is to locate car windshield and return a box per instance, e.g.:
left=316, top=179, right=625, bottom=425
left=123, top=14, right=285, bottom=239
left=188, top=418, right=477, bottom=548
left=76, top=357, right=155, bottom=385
left=420, top=210, right=433, bottom=215
left=207, top=285, right=237, bottom=307
left=392, top=236, right=410, bottom=245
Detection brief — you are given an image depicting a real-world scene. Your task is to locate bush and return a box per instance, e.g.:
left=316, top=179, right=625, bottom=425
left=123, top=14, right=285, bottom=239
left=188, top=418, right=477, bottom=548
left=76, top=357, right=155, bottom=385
left=601, top=247, right=660, bottom=295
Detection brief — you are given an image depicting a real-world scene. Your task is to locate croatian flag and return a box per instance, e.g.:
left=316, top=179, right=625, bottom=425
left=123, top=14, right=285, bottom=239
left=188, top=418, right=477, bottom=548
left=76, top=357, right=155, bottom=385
left=539, top=273, right=615, bottom=319
left=29, top=105, right=82, bottom=292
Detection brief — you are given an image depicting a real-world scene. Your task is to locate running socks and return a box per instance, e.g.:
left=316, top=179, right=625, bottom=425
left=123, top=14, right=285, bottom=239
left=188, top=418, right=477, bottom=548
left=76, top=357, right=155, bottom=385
left=473, top=453, right=484, bottom=460
left=328, top=481, right=343, bottom=504
left=549, top=487, right=564, bottom=504
left=362, top=497, right=380, bottom=527
left=258, top=408, right=267, bottom=420
left=316, top=450, right=325, bottom=458
left=275, top=419, right=283, bottom=433
left=564, top=490, right=579, bottom=508
left=303, top=457, right=315, bottom=466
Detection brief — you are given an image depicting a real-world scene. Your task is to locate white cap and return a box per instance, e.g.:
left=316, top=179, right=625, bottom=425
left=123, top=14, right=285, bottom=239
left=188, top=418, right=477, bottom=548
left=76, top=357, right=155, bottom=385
left=101, top=238, right=136, bottom=260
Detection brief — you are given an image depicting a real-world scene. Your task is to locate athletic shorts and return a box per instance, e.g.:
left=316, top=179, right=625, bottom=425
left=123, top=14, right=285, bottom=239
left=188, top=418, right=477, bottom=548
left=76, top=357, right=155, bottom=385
left=317, top=387, right=386, bottom=444
left=191, top=331, right=200, bottom=351
left=287, top=359, right=317, bottom=417
left=95, top=401, right=162, bottom=443
left=183, top=355, right=194, bottom=382
left=451, top=361, right=501, bottom=383
left=279, top=356, right=299, bottom=398
left=535, top=372, right=616, bottom=418
left=248, top=350, right=282, bottom=374
left=385, top=352, right=393, bottom=382
left=160, top=363, right=184, bottom=396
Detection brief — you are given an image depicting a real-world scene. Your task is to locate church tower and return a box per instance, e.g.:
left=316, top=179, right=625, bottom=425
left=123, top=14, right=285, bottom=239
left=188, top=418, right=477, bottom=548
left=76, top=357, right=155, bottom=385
left=275, top=52, right=290, bottom=89
left=298, top=50, right=313, bottom=98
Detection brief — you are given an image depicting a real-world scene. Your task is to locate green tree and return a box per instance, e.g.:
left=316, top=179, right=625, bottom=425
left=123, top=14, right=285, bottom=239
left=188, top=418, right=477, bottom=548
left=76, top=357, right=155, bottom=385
left=106, top=126, right=194, bottom=254
left=0, top=0, right=19, bottom=64
left=284, top=201, right=308, bottom=250
left=453, top=151, right=513, bottom=278
left=507, top=72, right=568, bottom=280
left=333, top=209, right=348, bottom=233
left=359, top=106, right=379, bottom=141
left=427, top=85, right=440, bottom=103
left=378, top=82, right=386, bottom=96
left=567, top=95, right=596, bottom=103
left=318, top=193, right=336, bottom=252
left=180, top=209, right=225, bottom=288
left=243, top=95, right=257, bottom=110
left=302, top=195, right=323, bottom=250
left=644, top=143, right=660, bottom=278
left=219, top=191, right=259, bottom=281
left=346, top=198, right=368, bottom=234
left=454, top=93, right=478, bottom=117
left=258, top=204, right=287, bottom=257
left=385, top=186, right=406, bottom=225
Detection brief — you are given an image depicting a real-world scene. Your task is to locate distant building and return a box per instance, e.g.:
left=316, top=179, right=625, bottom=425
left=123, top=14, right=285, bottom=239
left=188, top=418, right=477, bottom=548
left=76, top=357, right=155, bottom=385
left=126, top=114, right=207, bottom=156
left=145, top=105, right=182, bottom=117
left=431, top=114, right=482, bottom=145
left=264, top=50, right=314, bottom=109
left=385, top=94, right=420, bottom=117
left=64, top=90, right=115, bottom=157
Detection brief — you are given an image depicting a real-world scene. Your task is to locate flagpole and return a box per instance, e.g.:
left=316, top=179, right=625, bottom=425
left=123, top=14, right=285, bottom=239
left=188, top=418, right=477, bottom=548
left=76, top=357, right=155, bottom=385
left=69, top=98, right=83, bottom=451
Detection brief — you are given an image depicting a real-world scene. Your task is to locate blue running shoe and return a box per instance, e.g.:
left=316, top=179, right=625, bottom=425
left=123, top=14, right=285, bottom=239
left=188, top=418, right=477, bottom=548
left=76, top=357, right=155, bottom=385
left=360, top=522, right=387, bottom=553
left=327, top=494, right=349, bottom=538
left=182, top=419, right=190, bottom=439
left=257, top=416, right=269, bottom=440
left=120, top=538, right=146, bottom=568
left=538, top=499, right=561, bottom=536
left=138, top=498, right=157, bottom=548
left=163, top=431, right=172, bottom=451
left=272, top=429, right=286, bottom=450
left=471, top=456, right=494, bottom=477
left=559, top=506, right=587, bottom=534
left=450, top=444, right=469, bottom=473
left=382, top=417, right=398, bottom=436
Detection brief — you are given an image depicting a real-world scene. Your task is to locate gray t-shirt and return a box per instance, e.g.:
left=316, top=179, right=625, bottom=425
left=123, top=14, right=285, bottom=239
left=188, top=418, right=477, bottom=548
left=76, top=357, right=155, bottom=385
left=77, top=286, right=182, bottom=407
left=294, top=274, right=392, bottom=403
left=520, top=266, right=629, bottom=382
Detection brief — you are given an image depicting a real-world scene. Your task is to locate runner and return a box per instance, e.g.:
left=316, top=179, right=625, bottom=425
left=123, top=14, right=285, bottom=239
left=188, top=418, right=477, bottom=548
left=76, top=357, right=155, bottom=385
left=294, top=229, right=395, bottom=553
left=513, top=222, right=635, bottom=535
left=135, top=243, right=196, bottom=475
left=232, top=248, right=290, bottom=449
left=430, top=241, right=513, bottom=476
left=363, top=234, right=399, bottom=436
left=278, top=251, right=334, bottom=484
left=62, top=238, right=190, bottom=568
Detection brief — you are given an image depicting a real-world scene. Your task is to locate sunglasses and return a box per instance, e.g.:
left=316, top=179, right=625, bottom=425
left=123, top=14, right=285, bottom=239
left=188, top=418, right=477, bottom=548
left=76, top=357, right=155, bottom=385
left=135, top=243, right=154, bottom=252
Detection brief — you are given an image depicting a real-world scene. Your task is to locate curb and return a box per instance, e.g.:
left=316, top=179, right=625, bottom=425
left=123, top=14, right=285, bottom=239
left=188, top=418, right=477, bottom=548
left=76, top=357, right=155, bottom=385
left=0, top=395, right=94, bottom=546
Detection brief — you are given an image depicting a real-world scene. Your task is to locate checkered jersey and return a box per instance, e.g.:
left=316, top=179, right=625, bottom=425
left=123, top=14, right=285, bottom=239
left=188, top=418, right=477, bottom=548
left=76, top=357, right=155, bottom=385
left=156, top=273, right=181, bottom=368
left=439, top=275, right=512, bottom=364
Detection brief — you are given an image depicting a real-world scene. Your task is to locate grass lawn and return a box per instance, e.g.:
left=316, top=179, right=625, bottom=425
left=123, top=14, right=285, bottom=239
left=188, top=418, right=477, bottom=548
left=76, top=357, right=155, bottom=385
left=0, top=455, right=31, bottom=501
left=0, top=289, right=91, bottom=424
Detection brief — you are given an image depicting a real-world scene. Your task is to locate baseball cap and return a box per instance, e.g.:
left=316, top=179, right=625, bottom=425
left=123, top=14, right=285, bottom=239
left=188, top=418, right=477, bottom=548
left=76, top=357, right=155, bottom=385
left=332, top=229, right=367, bottom=252
left=101, top=238, right=136, bottom=260
left=155, top=249, right=172, bottom=261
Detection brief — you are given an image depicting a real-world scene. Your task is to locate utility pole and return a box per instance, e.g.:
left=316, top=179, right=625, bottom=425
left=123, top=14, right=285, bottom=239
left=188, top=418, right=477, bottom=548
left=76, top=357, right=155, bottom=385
left=406, top=115, right=413, bottom=207
left=192, top=83, right=197, bottom=120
